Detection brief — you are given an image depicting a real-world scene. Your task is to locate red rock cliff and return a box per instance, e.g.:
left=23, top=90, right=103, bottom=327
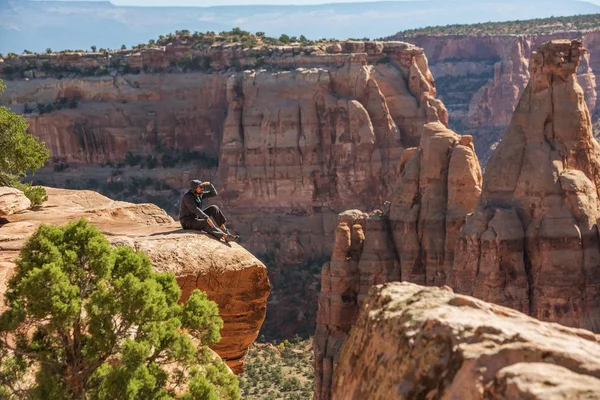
left=315, top=39, right=600, bottom=399
left=398, top=33, right=600, bottom=163
left=218, top=44, right=448, bottom=272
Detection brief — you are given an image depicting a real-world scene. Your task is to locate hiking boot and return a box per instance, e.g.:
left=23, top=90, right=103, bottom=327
left=224, top=234, right=240, bottom=243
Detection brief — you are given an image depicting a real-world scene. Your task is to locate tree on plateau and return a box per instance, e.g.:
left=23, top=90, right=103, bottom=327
left=0, top=79, right=50, bottom=206
left=0, top=219, right=240, bottom=399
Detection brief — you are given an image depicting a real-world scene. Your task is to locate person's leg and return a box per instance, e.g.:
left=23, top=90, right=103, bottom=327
left=183, top=218, right=228, bottom=240
left=183, top=218, right=207, bottom=231
left=180, top=218, right=200, bottom=230
left=204, top=224, right=229, bottom=240
left=203, top=205, right=227, bottom=227
left=203, top=205, right=238, bottom=242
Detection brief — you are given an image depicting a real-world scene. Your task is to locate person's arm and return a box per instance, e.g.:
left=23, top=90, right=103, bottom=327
left=200, top=182, right=218, bottom=199
left=182, top=193, right=209, bottom=220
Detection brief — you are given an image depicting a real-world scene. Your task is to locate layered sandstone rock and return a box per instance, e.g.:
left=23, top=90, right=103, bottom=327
left=313, top=210, right=368, bottom=400
left=467, top=37, right=532, bottom=129
left=389, top=123, right=482, bottom=287
left=0, top=187, right=270, bottom=372
left=333, top=282, right=600, bottom=400
left=4, top=74, right=230, bottom=163
left=314, top=124, right=482, bottom=399
left=454, top=39, right=600, bottom=332
left=1, top=41, right=447, bottom=273
left=0, top=187, right=31, bottom=216
left=315, top=39, right=600, bottom=400
left=215, top=42, right=449, bottom=342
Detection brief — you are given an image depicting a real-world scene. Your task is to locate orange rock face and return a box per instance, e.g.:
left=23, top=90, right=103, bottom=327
left=454, top=39, right=600, bottom=332
left=333, top=282, right=600, bottom=400
left=313, top=210, right=368, bottom=400
left=389, top=123, right=482, bottom=287
left=0, top=187, right=270, bottom=373
left=5, top=74, right=229, bottom=164
left=217, top=43, right=448, bottom=270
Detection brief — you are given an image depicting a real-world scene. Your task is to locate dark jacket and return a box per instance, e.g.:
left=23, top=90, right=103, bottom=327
left=179, top=179, right=217, bottom=221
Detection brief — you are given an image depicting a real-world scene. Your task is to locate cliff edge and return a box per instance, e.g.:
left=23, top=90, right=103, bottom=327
left=0, top=187, right=270, bottom=373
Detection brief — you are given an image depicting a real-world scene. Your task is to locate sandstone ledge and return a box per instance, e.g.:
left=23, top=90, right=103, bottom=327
left=333, top=282, right=600, bottom=400
left=0, top=187, right=270, bottom=373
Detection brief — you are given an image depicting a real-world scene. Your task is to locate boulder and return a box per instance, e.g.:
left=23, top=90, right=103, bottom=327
left=0, top=187, right=31, bottom=216
left=333, top=282, right=600, bottom=400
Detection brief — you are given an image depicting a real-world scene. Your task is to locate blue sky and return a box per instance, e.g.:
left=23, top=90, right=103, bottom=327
left=111, top=0, right=429, bottom=5
left=111, top=0, right=600, bottom=4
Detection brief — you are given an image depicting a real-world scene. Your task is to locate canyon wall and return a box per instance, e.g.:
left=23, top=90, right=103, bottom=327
left=315, top=39, right=600, bottom=399
left=1, top=40, right=448, bottom=337
left=218, top=44, right=449, bottom=270
left=1, top=41, right=446, bottom=267
left=3, top=73, right=229, bottom=163
left=397, top=32, right=600, bottom=163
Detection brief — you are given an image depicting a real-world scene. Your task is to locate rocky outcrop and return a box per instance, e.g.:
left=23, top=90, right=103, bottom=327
left=314, top=123, right=482, bottom=399
left=333, top=282, right=600, bottom=400
left=0, top=187, right=31, bottom=216
left=0, top=187, right=270, bottom=373
left=454, top=39, right=600, bottom=332
left=313, top=210, right=367, bottom=400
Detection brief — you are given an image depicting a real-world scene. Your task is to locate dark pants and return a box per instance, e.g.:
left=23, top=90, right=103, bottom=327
left=180, top=205, right=228, bottom=239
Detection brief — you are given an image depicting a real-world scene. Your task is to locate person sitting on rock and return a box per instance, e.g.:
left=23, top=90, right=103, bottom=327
left=179, top=179, right=239, bottom=243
